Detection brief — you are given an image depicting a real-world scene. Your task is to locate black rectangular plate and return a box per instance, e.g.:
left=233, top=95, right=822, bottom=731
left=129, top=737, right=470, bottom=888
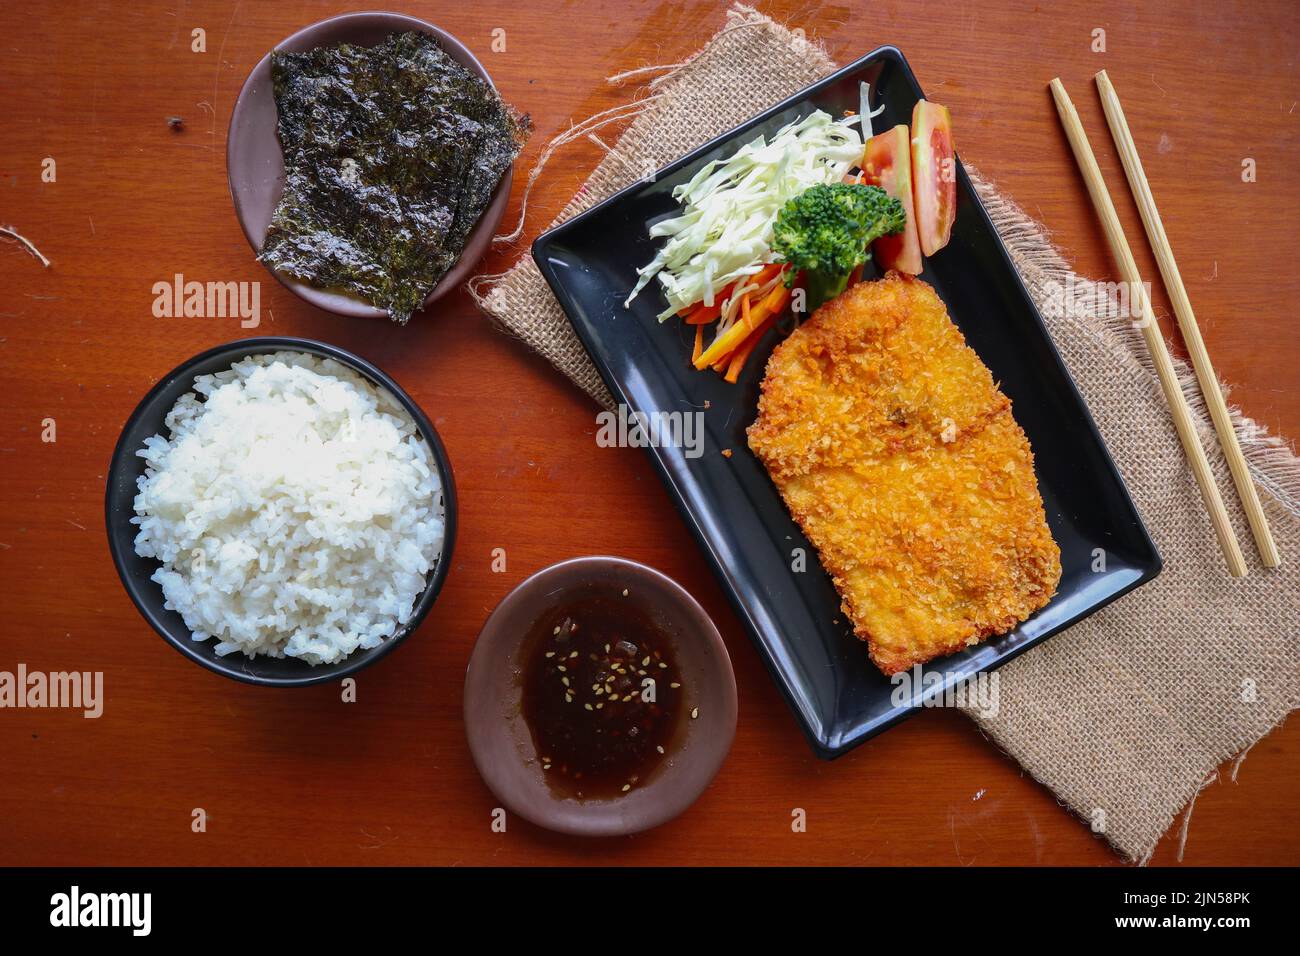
left=532, top=46, right=1161, bottom=758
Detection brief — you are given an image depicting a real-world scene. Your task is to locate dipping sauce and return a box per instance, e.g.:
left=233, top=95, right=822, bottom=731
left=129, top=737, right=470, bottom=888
left=520, top=584, right=684, bottom=799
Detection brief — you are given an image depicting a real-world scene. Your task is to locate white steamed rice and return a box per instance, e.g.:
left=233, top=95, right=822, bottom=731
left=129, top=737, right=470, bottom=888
left=132, top=351, right=444, bottom=664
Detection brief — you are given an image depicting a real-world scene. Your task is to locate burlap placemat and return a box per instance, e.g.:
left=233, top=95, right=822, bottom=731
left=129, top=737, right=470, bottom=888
left=471, top=3, right=1300, bottom=862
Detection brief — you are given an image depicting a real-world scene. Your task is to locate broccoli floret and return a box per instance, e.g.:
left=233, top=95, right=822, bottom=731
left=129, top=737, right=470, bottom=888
left=771, top=182, right=905, bottom=311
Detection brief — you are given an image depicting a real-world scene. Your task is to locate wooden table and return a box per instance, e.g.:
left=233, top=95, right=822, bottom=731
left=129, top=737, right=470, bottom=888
left=2, top=0, right=1296, bottom=866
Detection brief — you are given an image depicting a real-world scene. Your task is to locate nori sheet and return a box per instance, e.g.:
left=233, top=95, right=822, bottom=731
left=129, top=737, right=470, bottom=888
left=259, top=31, right=529, bottom=322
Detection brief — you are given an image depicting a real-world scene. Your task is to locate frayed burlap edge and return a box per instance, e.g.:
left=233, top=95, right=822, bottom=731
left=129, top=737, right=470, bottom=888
left=962, top=168, right=1300, bottom=863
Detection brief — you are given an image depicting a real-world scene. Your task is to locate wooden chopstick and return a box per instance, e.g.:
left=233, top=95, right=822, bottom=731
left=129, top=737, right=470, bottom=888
left=1048, top=77, right=1248, bottom=578
left=1094, top=70, right=1279, bottom=568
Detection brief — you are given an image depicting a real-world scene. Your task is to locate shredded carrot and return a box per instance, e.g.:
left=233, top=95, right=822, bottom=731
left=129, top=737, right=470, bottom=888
left=675, top=267, right=781, bottom=325
left=759, top=279, right=792, bottom=315
left=724, top=315, right=774, bottom=383
left=685, top=301, right=721, bottom=324
left=699, top=337, right=735, bottom=371
left=695, top=279, right=790, bottom=369
left=674, top=278, right=741, bottom=324
left=691, top=324, right=704, bottom=364
left=740, top=291, right=752, bottom=326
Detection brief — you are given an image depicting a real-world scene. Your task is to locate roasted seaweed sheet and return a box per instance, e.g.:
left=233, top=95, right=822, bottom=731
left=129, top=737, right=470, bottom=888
left=260, top=31, right=528, bottom=322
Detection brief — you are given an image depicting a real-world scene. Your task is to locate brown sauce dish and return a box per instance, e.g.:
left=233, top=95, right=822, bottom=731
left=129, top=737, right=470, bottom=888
left=464, top=557, right=737, bottom=837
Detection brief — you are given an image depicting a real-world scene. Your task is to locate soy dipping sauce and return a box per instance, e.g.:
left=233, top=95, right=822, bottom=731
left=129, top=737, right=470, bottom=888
left=520, top=584, right=683, bottom=799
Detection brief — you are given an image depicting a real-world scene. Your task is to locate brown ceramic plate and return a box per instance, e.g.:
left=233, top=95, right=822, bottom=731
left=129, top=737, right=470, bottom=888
left=464, top=557, right=737, bottom=837
left=226, top=11, right=514, bottom=319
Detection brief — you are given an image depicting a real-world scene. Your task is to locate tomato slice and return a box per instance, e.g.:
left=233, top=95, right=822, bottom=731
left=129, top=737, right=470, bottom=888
left=910, top=100, right=956, bottom=256
left=860, top=124, right=923, bottom=275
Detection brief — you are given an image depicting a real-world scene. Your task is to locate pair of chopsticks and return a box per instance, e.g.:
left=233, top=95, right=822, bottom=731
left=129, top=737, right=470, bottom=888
left=1049, top=72, right=1279, bottom=578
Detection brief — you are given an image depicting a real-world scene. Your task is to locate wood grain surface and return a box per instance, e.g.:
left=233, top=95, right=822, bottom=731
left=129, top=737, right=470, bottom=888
left=1, top=0, right=1296, bottom=866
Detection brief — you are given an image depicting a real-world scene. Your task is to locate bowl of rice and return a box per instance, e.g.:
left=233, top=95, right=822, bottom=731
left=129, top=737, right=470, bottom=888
left=105, top=337, right=455, bottom=686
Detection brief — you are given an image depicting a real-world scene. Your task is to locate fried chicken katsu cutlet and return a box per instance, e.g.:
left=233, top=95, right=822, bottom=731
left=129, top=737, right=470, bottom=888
left=747, top=273, right=1061, bottom=675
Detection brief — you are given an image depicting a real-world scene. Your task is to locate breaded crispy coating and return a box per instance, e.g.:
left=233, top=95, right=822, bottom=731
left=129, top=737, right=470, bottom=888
left=747, top=273, right=1061, bottom=675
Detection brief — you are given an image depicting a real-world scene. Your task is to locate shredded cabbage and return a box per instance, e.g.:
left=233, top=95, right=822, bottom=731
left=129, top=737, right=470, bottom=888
left=859, top=81, right=886, bottom=139
left=625, top=110, right=865, bottom=319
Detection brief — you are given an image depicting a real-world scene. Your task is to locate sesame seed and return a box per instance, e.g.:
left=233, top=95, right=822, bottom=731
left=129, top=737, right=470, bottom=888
left=691, top=707, right=700, bottom=719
